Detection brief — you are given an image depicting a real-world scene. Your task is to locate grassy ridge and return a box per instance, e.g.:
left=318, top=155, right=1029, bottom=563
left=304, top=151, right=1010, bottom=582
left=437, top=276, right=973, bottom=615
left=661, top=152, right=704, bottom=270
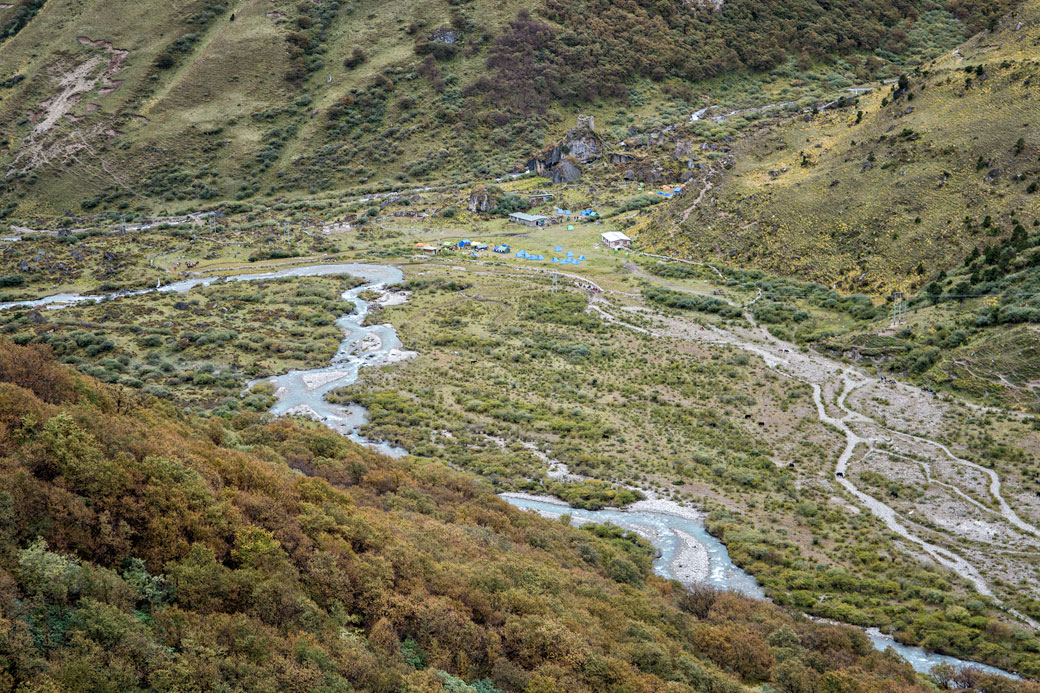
left=647, top=0, right=1040, bottom=294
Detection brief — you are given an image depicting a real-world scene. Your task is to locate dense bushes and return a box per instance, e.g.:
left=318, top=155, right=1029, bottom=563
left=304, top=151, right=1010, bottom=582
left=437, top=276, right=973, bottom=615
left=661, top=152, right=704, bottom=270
left=284, top=0, right=344, bottom=83
left=934, top=227, right=1040, bottom=326
left=0, top=0, right=46, bottom=42
left=489, top=193, right=530, bottom=215
left=546, top=479, right=645, bottom=509
left=1, top=276, right=354, bottom=411
left=644, top=285, right=743, bottom=318
left=613, top=195, right=663, bottom=215
left=471, top=0, right=961, bottom=118
left=709, top=506, right=1040, bottom=678
left=522, top=293, right=603, bottom=329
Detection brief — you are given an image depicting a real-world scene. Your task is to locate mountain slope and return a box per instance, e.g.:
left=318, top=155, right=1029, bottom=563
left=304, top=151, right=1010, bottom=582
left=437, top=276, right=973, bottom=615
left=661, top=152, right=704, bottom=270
left=0, top=339, right=957, bottom=692
left=645, top=0, right=1040, bottom=294
left=0, top=0, right=1009, bottom=216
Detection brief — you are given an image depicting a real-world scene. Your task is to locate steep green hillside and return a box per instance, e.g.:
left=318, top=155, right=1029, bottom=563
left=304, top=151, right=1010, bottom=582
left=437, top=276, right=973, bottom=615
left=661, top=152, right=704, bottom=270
left=646, top=0, right=1040, bottom=294
left=0, top=0, right=1007, bottom=217
left=0, top=339, right=970, bottom=692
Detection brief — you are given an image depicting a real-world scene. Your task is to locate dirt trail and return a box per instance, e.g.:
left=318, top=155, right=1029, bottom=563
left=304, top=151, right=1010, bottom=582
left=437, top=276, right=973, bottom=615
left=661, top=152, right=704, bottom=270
left=678, top=178, right=714, bottom=225
left=882, top=449, right=1001, bottom=519
left=815, top=378, right=997, bottom=598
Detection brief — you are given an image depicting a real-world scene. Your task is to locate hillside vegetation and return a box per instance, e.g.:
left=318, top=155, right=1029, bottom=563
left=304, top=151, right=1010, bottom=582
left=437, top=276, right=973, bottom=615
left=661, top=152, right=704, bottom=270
left=646, top=0, right=1040, bottom=294
left=0, top=338, right=976, bottom=692
left=0, top=0, right=1011, bottom=216
left=632, top=0, right=1040, bottom=409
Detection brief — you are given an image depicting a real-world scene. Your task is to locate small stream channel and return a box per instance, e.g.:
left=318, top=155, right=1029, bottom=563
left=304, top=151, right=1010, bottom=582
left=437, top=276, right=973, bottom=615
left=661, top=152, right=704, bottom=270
left=0, top=263, right=411, bottom=454
left=0, top=263, right=1021, bottom=680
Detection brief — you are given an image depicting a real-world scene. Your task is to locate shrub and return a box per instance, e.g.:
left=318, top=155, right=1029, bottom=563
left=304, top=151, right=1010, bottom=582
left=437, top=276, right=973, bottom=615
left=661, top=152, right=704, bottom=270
left=613, top=195, right=662, bottom=214
left=154, top=52, right=175, bottom=69
left=490, top=194, right=530, bottom=215
left=344, top=48, right=367, bottom=69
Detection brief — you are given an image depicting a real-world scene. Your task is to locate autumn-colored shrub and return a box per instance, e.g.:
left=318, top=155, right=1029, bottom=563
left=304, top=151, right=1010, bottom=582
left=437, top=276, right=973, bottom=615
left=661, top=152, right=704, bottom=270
left=0, top=341, right=1023, bottom=691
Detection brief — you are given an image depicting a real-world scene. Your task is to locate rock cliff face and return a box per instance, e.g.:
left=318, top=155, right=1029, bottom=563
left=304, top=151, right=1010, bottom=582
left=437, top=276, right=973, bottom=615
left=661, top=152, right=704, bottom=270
left=467, top=186, right=497, bottom=213
left=552, top=159, right=582, bottom=184
left=562, top=129, right=601, bottom=163
left=527, top=116, right=714, bottom=186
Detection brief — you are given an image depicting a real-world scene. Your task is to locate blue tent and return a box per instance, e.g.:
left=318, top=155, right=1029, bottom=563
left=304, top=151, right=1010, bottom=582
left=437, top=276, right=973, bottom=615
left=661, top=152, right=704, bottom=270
left=566, top=251, right=574, bottom=257
left=552, top=257, right=560, bottom=263
left=554, top=246, right=563, bottom=252
left=579, top=255, right=586, bottom=261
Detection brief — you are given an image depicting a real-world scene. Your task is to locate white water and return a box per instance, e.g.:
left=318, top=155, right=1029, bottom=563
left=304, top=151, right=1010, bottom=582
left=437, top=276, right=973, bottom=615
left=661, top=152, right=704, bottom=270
left=503, top=494, right=764, bottom=598
left=503, top=494, right=1018, bottom=679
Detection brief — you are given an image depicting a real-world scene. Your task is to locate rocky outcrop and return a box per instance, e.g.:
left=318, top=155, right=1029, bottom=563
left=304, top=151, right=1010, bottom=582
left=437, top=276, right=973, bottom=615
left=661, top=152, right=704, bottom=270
left=562, top=129, right=601, bottom=163
left=526, top=116, right=600, bottom=184
left=430, top=28, right=460, bottom=44
left=467, top=185, right=497, bottom=213
left=525, top=149, right=560, bottom=177
left=552, top=159, right=582, bottom=184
